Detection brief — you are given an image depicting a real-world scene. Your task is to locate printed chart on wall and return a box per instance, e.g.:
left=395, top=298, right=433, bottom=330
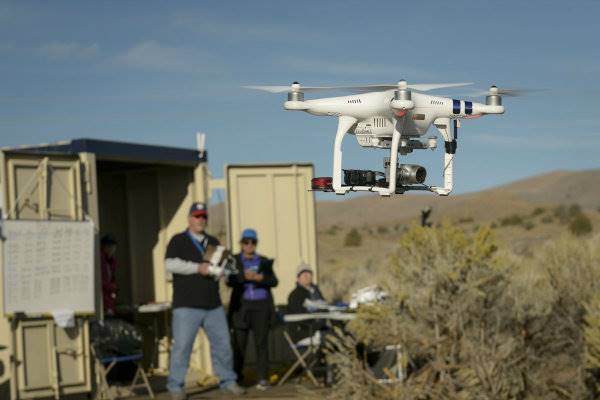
left=1, top=220, right=95, bottom=314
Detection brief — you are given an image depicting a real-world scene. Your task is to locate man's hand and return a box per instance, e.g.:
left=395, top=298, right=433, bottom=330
left=244, top=270, right=256, bottom=281
left=244, top=270, right=264, bottom=282
left=197, top=262, right=210, bottom=276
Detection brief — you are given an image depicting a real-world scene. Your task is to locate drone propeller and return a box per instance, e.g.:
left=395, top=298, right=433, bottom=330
left=466, top=85, right=540, bottom=98
left=244, top=81, right=473, bottom=94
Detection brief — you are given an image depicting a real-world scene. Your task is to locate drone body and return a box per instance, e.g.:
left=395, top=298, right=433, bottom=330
left=246, top=80, right=507, bottom=197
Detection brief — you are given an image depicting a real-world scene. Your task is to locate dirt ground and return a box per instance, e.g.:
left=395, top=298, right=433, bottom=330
left=124, top=374, right=327, bottom=400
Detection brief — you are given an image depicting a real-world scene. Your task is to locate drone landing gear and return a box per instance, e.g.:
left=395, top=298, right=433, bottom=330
left=321, top=115, right=458, bottom=197
left=332, top=116, right=402, bottom=196
left=430, top=118, right=457, bottom=196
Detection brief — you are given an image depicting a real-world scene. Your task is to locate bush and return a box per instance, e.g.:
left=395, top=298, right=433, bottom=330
left=500, top=214, right=523, bottom=226
left=523, top=221, right=535, bottom=230
left=532, top=207, right=546, bottom=216
left=569, top=203, right=582, bottom=218
left=326, top=225, right=340, bottom=235
left=569, top=212, right=593, bottom=236
left=541, top=215, right=554, bottom=224
left=554, top=204, right=569, bottom=223
left=377, top=225, right=388, bottom=234
left=326, top=225, right=600, bottom=399
left=344, top=228, right=362, bottom=247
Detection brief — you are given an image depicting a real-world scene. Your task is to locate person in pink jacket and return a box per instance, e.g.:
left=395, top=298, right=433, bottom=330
left=100, top=234, right=118, bottom=316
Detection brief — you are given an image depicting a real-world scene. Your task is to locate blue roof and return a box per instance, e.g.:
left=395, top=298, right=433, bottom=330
left=6, top=138, right=206, bottom=165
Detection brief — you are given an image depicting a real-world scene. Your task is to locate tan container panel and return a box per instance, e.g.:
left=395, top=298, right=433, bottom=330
left=226, top=164, right=317, bottom=305
left=5, top=155, right=82, bottom=221
left=19, top=321, right=53, bottom=390
left=12, top=163, right=41, bottom=220
left=47, top=163, right=80, bottom=220
left=55, top=323, right=89, bottom=387
left=15, top=319, right=90, bottom=399
left=1, top=151, right=92, bottom=399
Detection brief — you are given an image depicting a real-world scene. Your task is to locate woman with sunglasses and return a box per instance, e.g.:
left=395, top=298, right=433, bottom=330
left=227, top=228, right=278, bottom=390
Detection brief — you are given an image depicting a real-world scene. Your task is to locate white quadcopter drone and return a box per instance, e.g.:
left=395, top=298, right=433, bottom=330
left=246, top=80, right=515, bottom=197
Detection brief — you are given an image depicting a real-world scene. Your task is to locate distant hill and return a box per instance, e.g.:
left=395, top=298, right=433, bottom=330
left=210, top=169, right=600, bottom=300
left=316, top=169, right=600, bottom=229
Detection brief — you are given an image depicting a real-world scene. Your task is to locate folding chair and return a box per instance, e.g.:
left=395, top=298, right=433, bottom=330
left=279, top=330, right=321, bottom=386
left=92, top=346, right=155, bottom=399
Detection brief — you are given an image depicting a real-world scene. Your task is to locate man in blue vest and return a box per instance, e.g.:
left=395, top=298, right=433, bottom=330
left=165, top=202, right=244, bottom=398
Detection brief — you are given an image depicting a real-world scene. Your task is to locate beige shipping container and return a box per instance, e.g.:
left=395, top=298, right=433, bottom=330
left=0, top=138, right=213, bottom=398
left=225, top=163, right=318, bottom=305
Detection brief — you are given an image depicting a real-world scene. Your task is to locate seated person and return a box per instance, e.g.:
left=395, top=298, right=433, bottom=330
left=287, top=263, right=326, bottom=342
left=287, top=263, right=325, bottom=313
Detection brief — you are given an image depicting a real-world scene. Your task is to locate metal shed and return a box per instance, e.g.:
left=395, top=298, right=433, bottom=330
left=0, top=138, right=319, bottom=398
left=0, top=138, right=213, bottom=399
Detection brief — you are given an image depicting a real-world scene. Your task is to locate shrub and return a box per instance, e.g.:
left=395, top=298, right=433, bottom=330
left=326, top=225, right=340, bottom=235
left=569, top=203, right=582, bottom=218
left=377, top=225, right=388, bottom=234
left=532, top=207, right=546, bottom=216
left=541, top=215, right=554, bottom=224
left=326, top=225, right=600, bottom=399
left=344, top=228, right=362, bottom=247
left=500, top=214, right=523, bottom=226
left=523, top=221, right=535, bottom=230
left=569, top=212, right=593, bottom=236
left=554, top=204, right=569, bottom=223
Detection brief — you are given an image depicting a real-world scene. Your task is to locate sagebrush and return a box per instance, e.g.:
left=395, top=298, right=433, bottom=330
left=326, top=223, right=600, bottom=400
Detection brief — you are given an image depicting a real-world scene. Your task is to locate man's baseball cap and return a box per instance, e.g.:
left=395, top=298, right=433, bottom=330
left=241, top=228, right=258, bottom=241
left=189, top=202, right=208, bottom=217
left=296, top=262, right=313, bottom=276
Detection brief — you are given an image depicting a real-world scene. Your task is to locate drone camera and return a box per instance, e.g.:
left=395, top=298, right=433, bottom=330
left=343, top=169, right=383, bottom=186
left=397, top=164, right=427, bottom=185
left=384, top=158, right=426, bottom=185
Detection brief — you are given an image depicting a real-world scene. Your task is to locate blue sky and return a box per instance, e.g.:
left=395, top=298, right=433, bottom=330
left=1, top=0, right=599, bottom=198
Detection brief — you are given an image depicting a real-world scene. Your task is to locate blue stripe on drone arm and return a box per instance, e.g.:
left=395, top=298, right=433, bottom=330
left=452, top=99, right=460, bottom=114
left=465, top=101, right=473, bottom=115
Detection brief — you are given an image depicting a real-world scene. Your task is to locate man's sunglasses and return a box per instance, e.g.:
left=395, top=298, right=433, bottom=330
left=241, top=239, right=257, bottom=245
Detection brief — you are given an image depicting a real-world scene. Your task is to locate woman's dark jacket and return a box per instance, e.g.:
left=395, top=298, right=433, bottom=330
left=226, top=253, right=278, bottom=328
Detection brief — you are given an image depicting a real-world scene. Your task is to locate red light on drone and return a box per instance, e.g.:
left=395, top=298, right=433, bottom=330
left=311, top=177, right=333, bottom=191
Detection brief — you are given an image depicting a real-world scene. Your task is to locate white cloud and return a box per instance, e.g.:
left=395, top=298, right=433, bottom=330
left=112, top=40, right=207, bottom=72
left=38, top=41, right=99, bottom=59
left=169, top=12, right=322, bottom=43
